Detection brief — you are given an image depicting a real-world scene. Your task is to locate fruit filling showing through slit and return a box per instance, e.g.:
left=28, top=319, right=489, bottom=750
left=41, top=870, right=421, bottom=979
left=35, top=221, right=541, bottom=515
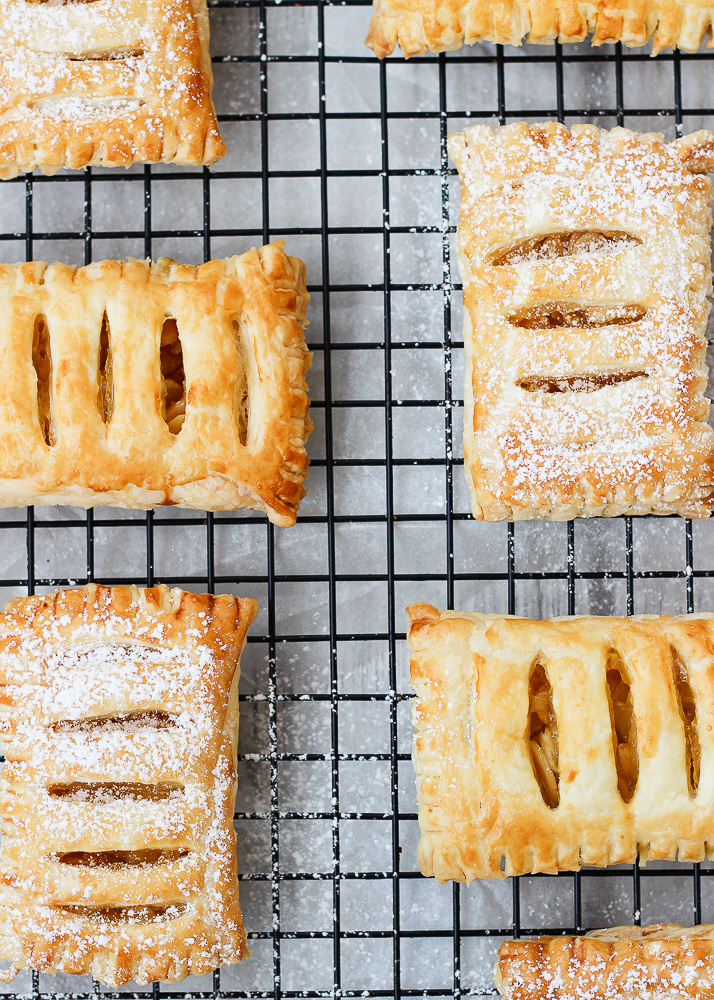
left=671, top=646, right=701, bottom=797
left=56, top=903, right=187, bottom=924
left=48, top=781, right=184, bottom=803
left=65, top=48, right=144, bottom=61
left=518, top=371, right=648, bottom=394
left=232, top=319, right=249, bottom=446
left=490, top=231, right=642, bottom=266
left=97, top=312, right=113, bottom=424
left=52, top=711, right=177, bottom=733
left=507, top=303, right=647, bottom=330
left=161, top=318, right=186, bottom=435
left=32, top=314, right=54, bottom=446
left=606, top=651, right=639, bottom=803
left=54, top=849, right=189, bottom=868
left=527, top=657, right=560, bottom=809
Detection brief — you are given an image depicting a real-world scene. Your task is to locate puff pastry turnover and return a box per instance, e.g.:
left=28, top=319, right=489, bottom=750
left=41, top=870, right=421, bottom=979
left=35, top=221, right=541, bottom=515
left=496, top=924, right=714, bottom=998
left=0, top=241, right=311, bottom=525
left=408, top=602, right=714, bottom=882
left=0, top=0, right=224, bottom=177
left=366, top=0, right=714, bottom=56
left=0, top=583, right=258, bottom=986
left=449, top=122, right=714, bottom=521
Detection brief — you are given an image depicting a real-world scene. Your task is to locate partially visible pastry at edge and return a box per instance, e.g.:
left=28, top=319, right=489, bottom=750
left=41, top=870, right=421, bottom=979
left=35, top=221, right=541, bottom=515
left=0, top=0, right=225, bottom=176
left=0, top=583, right=258, bottom=986
left=366, top=0, right=714, bottom=57
left=0, top=241, right=311, bottom=525
left=408, top=602, right=714, bottom=882
left=449, top=122, right=714, bottom=520
left=496, top=924, right=714, bottom=998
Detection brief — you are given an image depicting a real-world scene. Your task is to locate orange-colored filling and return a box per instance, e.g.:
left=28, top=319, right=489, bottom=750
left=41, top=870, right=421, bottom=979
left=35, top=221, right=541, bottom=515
left=606, top=652, right=638, bottom=803
left=528, top=659, right=560, bottom=809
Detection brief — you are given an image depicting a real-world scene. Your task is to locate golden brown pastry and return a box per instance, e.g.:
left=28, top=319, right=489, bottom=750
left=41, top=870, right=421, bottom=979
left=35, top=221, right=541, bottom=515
left=0, top=0, right=225, bottom=177
left=449, top=122, right=714, bottom=520
left=408, top=602, right=714, bottom=882
left=496, top=924, right=714, bottom=998
left=0, top=583, right=258, bottom=986
left=366, top=0, right=714, bottom=57
left=0, top=241, right=311, bottom=525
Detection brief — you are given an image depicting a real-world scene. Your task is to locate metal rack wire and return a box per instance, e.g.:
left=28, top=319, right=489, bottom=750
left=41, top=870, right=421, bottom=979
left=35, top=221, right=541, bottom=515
left=2, top=2, right=714, bottom=997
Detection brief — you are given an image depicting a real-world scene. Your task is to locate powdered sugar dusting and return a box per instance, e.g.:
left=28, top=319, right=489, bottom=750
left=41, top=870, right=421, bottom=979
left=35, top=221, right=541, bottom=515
left=498, top=923, right=714, bottom=998
left=0, top=585, right=248, bottom=986
left=449, top=122, right=714, bottom=518
left=0, top=0, right=224, bottom=173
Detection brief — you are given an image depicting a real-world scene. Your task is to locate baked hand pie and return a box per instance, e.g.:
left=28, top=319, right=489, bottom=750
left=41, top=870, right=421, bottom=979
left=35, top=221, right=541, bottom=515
left=0, top=241, right=311, bottom=525
left=448, top=122, right=714, bottom=521
left=496, top=924, right=714, bottom=998
left=408, top=602, right=714, bottom=882
left=0, top=0, right=225, bottom=177
left=0, top=583, right=258, bottom=986
left=366, top=0, right=714, bottom=57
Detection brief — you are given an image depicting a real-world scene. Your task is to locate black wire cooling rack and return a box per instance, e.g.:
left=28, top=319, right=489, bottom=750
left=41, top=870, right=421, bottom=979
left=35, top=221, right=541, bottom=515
left=3, top=2, right=714, bottom=997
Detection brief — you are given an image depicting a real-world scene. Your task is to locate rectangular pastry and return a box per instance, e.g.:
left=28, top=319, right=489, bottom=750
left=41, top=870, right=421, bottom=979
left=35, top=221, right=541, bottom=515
left=366, top=0, right=714, bottom=57
left=0, top=583, right=258, bottom=986
left=448, top=123, right=714, bottom=520
left=496, top=924, right=714, bottom=998
left=407, top=602, right=714, bottom=882
left=0, top=0, right=225, bottom=176
left=0, top=241, right=311, bottom=526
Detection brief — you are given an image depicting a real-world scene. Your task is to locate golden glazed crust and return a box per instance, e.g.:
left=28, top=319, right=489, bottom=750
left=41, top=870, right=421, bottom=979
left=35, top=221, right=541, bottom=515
left=0, top=241, right=311, bottom=526
left=407, top=602, right=714, bottom=883
left=496, top=924, right=714, bottom=998
left=0, top=583, right=258, bottom=986
left=0, top=0, right=224, bottom=176
left=366, top=0, right=714, bottom=56
left=448, top=123, right=714, bottom=520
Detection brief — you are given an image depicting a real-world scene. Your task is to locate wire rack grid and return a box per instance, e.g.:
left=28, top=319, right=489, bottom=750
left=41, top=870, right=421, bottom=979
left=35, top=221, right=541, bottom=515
left=2, top=3, right=714, bottom=998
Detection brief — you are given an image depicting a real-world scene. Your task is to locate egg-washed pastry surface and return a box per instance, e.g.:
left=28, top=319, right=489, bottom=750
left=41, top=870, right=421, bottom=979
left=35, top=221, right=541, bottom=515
left=448, top=122, right=714, bottom=520
left=496, top=923, right=714, bottom=998
left=0, top=583, right=258, bottom=986
left=407, top=602, right=714, bottom=882
left=0, top=0, right=224, bottom=177
left=366, top=0, right=714, bottom=57
left=0, top=241, right=311, bottom=525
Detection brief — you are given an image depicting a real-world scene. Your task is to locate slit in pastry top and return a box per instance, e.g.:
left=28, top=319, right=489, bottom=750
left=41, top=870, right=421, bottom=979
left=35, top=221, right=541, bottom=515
left=518, top=371, right=648, bottom=394
left=605, top=650, right=639, bottom=804
left=56, top=903, right=187, bottom=924
left=97, top=312, right=113, bottom=424
left=670, top=645, right=701, bottom=797
left=53, top=849, right=189, bottom=868
left=47, top=781, right=184, bottom=803
left=32, top=314, right=55, bottom=446
left=160, top=318, right=186, bottom=436
left=232, top=319, right=249, bottom=446
left=64, top=48, right=144, bottom=61
left=507, top=303, right=647, bottom=330
left=527, top=656, right=560, bottom=809
left=28, top=97, right=147, bottom=119
left=490, top=230, right=642, bottom=266
left=51, top=711, right=178, bottom=734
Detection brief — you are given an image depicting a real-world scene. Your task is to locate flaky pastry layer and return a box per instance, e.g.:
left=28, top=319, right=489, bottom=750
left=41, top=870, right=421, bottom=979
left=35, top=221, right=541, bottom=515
left=0, top=583, right=258, bottom=986
left=449, top=122, right=714, bottom=520
left=408, top=602, right=714, bottom=882
left=366, top=0, right=714, bottom=57
left=496, top=923, right=714, bottom=998
left=0, top=241, right=311, bottom=525
left=0, top=0, right=224, bottom=176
